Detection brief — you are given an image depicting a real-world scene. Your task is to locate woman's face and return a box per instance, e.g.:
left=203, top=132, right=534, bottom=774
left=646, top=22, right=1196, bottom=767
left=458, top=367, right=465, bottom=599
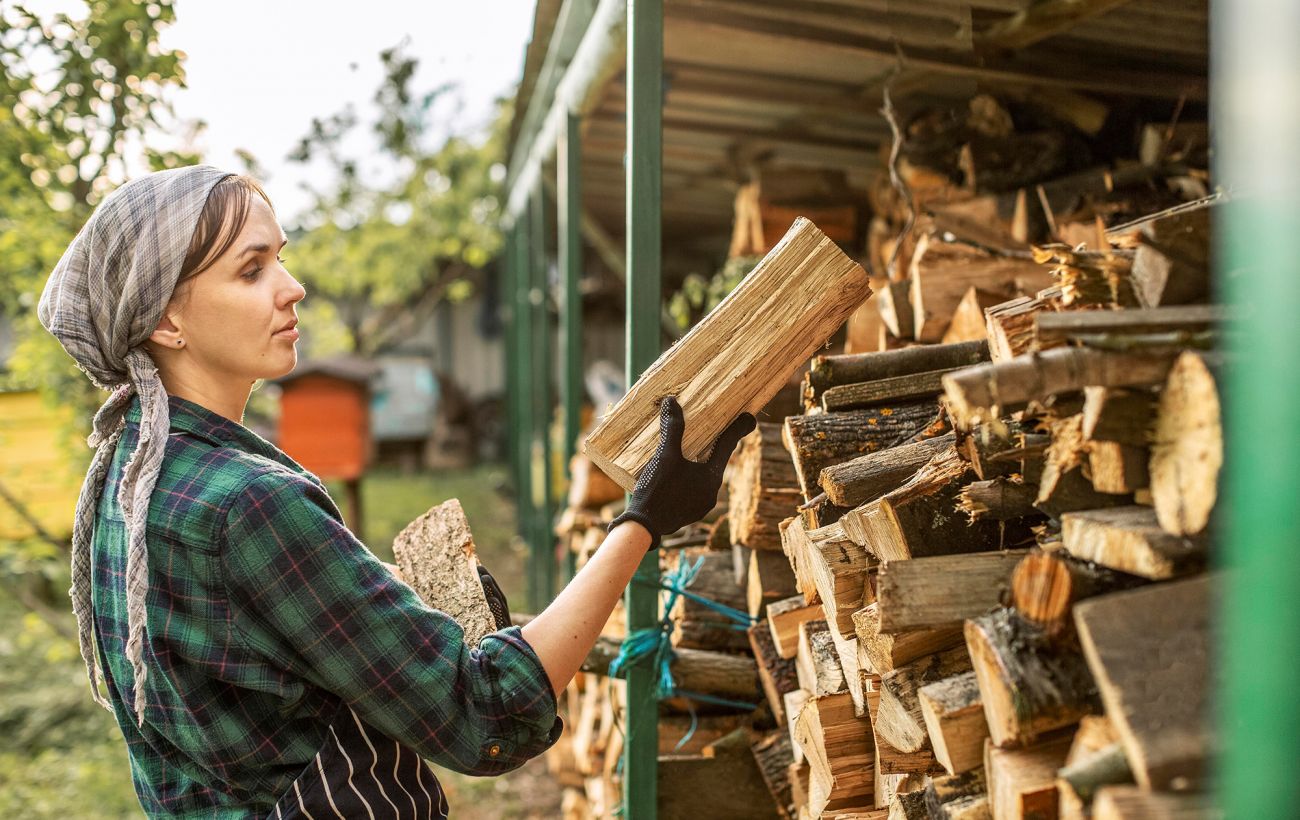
left=168, top=195, right=306, bottom=383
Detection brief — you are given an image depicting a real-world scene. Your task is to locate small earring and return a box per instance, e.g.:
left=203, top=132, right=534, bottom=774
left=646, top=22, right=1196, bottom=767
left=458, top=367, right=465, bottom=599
left=176, top=339, right=184, bottom=347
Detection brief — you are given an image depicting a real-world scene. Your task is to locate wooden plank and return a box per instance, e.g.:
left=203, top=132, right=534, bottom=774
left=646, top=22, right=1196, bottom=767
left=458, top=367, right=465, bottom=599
left=1073, top=576, right=1213, bottom=791
left=876, top=550, right=1030, bottom=632
left=585, top=218, right=871, bottom=490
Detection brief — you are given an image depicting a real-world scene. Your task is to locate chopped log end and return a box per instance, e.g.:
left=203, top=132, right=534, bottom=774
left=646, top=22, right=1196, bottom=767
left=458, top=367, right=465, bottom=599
left=1150, top=351, right=1222, bottom=536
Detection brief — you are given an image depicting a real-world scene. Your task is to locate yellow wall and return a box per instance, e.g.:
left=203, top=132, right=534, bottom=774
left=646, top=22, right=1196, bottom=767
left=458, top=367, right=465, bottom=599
left=0, top=391, right=84, bottom=541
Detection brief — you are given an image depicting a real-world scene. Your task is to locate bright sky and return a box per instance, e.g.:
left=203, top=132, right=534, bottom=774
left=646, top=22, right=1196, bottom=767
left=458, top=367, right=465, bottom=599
left=29, top=0, right=536, bottom=222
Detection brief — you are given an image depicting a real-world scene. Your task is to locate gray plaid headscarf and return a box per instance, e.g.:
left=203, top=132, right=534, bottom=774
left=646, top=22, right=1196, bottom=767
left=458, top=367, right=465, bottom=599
left=38, top=165, right=233, bottom=725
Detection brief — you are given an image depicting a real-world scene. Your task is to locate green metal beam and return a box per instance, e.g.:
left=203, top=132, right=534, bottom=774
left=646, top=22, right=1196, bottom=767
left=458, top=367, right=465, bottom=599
left=1216, top=1, right=1300, bottom=817
left=513, top=204, right=536, bottom=610
left=503, top=227, right=521, bottom=537
left=530, top=182, right=556, bottom=609
left=622, top=0, right=663, bottom=816
left=559, top=110, right=584, bottom=582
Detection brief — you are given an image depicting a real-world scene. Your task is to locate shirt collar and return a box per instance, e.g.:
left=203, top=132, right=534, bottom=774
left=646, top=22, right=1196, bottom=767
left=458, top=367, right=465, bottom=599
left=126, top=393, right=306, bottom=474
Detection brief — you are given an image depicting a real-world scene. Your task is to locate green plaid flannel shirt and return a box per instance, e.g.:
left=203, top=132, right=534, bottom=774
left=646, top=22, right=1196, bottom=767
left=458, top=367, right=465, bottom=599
left=92, top=395, right=560, bottom=817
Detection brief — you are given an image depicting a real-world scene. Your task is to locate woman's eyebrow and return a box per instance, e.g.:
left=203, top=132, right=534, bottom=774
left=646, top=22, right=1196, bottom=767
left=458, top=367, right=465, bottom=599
left=237, top=237, right=288, bottom=258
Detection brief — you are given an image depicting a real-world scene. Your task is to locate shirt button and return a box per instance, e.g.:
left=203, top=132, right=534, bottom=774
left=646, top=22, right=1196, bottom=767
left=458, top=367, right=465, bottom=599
left=488, top=744, right=501, bottom=758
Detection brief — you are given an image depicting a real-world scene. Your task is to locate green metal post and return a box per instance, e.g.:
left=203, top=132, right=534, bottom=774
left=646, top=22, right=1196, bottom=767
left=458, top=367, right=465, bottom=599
left=622, top=0, right=662, bottom=816
left=1216, top=2, right=1300, bottom=816
left=559, top=110, right=584, bottom=582
left=503, top=227, right=520, bottom=524
left=530, top=182, right=557, bottom=607
left=514, top=204, right=537, bottom=611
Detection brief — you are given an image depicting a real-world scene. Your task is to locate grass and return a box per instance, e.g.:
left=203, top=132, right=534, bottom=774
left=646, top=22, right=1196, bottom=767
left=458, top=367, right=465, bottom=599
left=0, top=463, right=561, bottom=818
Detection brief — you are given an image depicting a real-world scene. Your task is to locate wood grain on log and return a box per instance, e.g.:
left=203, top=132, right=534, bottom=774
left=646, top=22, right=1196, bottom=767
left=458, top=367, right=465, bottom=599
left=805, top=340, right=990, bottom=402
left=943, top=287, right=1003, bottom=345
left=1150, top=352, right=1221, bottom=536
left=780, top=517, right=821, bottom=605
left=942, top=347, right=1179, bottom=430
left=750, top=623, right=800, bottom=726
left=797, top=619, right=847, bottom=697
left=795, top=691, right=876, bottom=816
left=877, top=646, right=974, bottom=755
left=392, top=499, right=496, bottom=646
left=822, top=367, right=962, bottom=412
left=1061, top=506, right=1207, bottom=579
left=854, top=603, right=964, bottom=675
left=924, top=767, right=991, bottom=820
left=985, top=287, right=1065, bottom=363
left=748, top=547, right=799, bottom=618
left=730, top=423, right=803, bottom=552
left=767, top=595, right=823, bottom=659
left=876, top=550, right=1029, bottom=633
left=783, top=400, right=939, bottom=499
left=820, top=433, right=955, bottom=508
left=1009, top=551, right=1146, bottom=633
left=985, top=731, right=1073, bottom=820
left=784, top=518, right=870, bottom=639
left=965, top=609, right=1099, bottom=747
left=586, top=219, right=872, bottom=491
left=919, top=671, right=989, bottom=776
left=1073, top=576, right=1213, bottom=791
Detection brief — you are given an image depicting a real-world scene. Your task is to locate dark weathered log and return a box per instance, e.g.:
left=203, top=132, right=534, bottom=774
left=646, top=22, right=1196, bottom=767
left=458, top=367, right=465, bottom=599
left=958, top=419, right=1036, bottom=480
left=730, top=423, right=804, bottom=552
left=751, top=731, right=797, bottom=820
left=1129, top=209, right=1210, bottom=308
left=887, top=789, right=929, bottom=820
left=1010, top=551, right=1146, bottom=634
left=965, top=608, right=1099, bottom=747
left=1035, top=415, right=1134, bottom=519
left=942, top=347, right=1179, bottom=429
left=1150, top=351, right=1222, bottom=536
left=1036, top=305, right=1221, bottom=347
left=767, top=595, right=823, bottom=659
left=820, top=433, right=955, bottom=508
left=748, top=546, right=800, bottom=618
left=783, top=400, right=940, bottom=499
left=804, top=340, right=990, bottom=404
left=957, top=478, right=1040, bottom=522
left=919, top=671, right=988, bottom=776
left=841, top=446, right=1029, bottom=562
left=658, top=729, right=784, bottom=820
left=878, top=646, right=974, bottom=755
left=1061, top=506, right=1207, bottom=579
left=822, top=367, right=962, bottom=412
left=1074, top=575, right=1213, bottom=791
left=853, top=603, right=964, bottom=675
left=876, top=550, right=1029, bottom=633
left=925, top=767, right=991, bottom=820
left=749, top=623, right=800, bottom=726
left=393, top=499, right=496, bottom=646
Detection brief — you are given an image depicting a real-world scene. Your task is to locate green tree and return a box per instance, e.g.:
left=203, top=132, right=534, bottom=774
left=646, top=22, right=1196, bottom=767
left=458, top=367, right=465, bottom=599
left=285, top=43, right=509, bottom=356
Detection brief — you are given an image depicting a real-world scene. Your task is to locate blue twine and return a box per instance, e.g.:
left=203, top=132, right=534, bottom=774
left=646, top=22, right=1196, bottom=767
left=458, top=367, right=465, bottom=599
left=608, top=554, right=759, bottom=753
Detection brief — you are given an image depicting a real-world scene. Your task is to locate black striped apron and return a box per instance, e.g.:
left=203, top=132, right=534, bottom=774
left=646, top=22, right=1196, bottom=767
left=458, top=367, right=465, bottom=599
left=267, top=707, right=449, bottom=819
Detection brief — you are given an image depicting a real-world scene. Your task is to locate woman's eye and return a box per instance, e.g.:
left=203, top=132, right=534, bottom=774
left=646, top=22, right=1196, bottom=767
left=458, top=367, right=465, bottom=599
left=276, top=255, right=287, bottom=265
left=241, top=266, right=262, bottom=281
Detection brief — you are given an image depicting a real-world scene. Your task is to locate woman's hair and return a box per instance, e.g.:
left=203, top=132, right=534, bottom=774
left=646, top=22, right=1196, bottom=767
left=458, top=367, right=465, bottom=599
left=177, top=174, right=274, bottom=286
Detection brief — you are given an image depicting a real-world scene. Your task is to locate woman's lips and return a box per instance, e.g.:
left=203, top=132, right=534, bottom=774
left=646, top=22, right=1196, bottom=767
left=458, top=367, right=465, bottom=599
left=274, top=327, right=300, bottom=341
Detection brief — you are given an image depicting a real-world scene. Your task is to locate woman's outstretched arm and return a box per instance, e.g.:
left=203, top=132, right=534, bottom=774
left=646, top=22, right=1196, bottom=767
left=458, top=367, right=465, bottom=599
left=521, top=397, right=755, bottom=695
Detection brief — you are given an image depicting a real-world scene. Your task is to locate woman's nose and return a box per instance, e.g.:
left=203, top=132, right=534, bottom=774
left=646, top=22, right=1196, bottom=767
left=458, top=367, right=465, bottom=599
left=282, top=272, right=307, bottom=305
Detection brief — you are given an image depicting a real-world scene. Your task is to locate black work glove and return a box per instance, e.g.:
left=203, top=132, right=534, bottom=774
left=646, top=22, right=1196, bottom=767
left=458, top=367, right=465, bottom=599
left=477, top=565, right=511, bottom=631
left=608, top=396, right=756, bottom=549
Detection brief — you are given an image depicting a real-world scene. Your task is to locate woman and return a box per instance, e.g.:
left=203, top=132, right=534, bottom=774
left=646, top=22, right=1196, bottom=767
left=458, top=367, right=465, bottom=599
left=38, top=165, right=754, bottom=818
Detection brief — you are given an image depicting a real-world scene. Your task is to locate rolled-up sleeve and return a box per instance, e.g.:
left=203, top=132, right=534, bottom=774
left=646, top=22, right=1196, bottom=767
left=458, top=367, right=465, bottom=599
left=219, top=469, right=561, bottom=775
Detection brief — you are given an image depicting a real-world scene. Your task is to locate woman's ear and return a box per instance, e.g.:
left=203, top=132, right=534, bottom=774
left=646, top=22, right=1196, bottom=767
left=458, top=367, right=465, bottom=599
left=148, top=311, right=185, bottom=351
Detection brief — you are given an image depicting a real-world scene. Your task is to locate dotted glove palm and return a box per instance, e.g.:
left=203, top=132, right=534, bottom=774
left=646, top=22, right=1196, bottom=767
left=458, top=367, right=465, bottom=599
left=608, top=396, right=757, bottom=549
left=477, top=565, right=512, bottom=631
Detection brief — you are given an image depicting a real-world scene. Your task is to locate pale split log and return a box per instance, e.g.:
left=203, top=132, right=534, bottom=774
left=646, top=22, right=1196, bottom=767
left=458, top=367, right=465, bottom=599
left=567, top=452, right=625, bottom=509
left=841, top=446, right=1028, bottom=563
left=1010, top=551, right=1146, bottom=635
left=786, top=518, right=871, bottom=639
left=876, top=550, right=1029, bottom=633
left=797, top=619, right=847, bottom=697
left=867, top=684, right=944, bottom=776
left=1090, top=786, right=1220, bottom=820
left=984, top=731, right=1074, bottom=820
left=878, top=279, right=916, bottom=340
left=854, top=602, right=964, bottom=675
left=750, top=622, right=800, bottom=726
left=920, top=671, right=990, bottom=775
left=828, top=623, right=867, bottom=717
left=1073, top=575, right=1213, bottom=791
left=876, top=770, right=926, bottom=813
left=942, top=347, right=1179, bottom=430
left=392, top=498, right=496, bottom=646
left=965, top=608, right=1099, bottom=747
left=925, top=767, right=992, bottom=820
left=1061, top=506, right=1207, bottom=579
left=803, top=340, right=989, bottom=410
left=943, top=287, right=1004, bottom=345
left=768, top=595, right=824, bottom=659
left=1081, top=386, right=1155, bottom=447
left=877, top=645, right=973, bottom=755
left=1085, top=441, right=1149, bottom=495
left=783, top=400, right=941, bottom=499
left=785, top=689, right=811, bottom=766
left=820, top=432, right=955, bottom=508
left=984, top=287, right=1065, bottom=364
left=749, top=546, right=800, bottom=617
left=780, top=517, right=822, bottom=606
left=794, top=691, right=877, bottom=816
left=585, top=218, right=873, bottom=491
left=730, top=422, right=804, bottom=552
left=1150, top=352, right=1222, bottom=536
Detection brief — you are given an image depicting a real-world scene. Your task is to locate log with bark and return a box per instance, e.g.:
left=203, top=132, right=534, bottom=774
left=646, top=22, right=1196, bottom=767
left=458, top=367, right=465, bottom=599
left=1035, top=414, right=1136, bottom=518
left=877, top=645, right=974, bottom=755
left=1073, top=575, right=1213, bottom=791
left=1061, top=506, right=1207, bottom=579
left=875, top=550, right=1029, bottom=633
left=751, top=731, right=798, bottom=820
left=853, top=602, right=964, bottom=675
left=1035, top=305, right=1221, bottom=347
left=965, top=608, right=1099, bottom=747
left=957, top=478, right=1040, bottom=522
left=867, top=685, right=944, bottom=776
left=586, top=218, right=872, bottom=491
left=820, top=433, right=955, bottom=508
left=671, top=547, right=751, bottom=653
left=1009, top=551, right=1146, bottom=634
left=392, top=499, right=497, bottom=646
left=730, top=423, right=804, bottom=552
left=803, top=340, right=989, bottom=412
left=749, top=622, right=800, bottom=726
left=783, top=400, right=941, bottom=499
left=797, top=619, right=847, bottom=697
left=925, top=767, right=992, bottom=820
